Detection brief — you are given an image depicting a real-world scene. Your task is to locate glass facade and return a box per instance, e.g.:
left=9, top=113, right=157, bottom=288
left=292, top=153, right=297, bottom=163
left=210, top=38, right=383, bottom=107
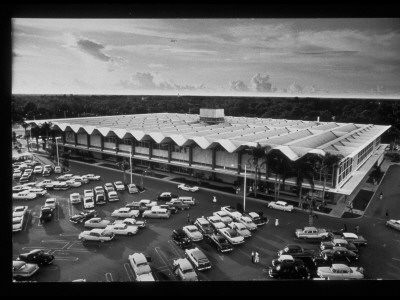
left=338, top=157, right=353, bottom=185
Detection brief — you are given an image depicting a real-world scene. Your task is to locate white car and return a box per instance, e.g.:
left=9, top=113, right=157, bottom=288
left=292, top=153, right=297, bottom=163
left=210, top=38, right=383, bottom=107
left=237, top=216, right=257, bottom=231
left=185, top=247, right=212, bottom=271
left=28, top=188, right=48, bottom=196
left=113, top=218, right=146, bottom=228
left=33, top=165, right=43, bottom=174
left=13, top=216, right=24, bottom=232
left=107, top=190, right=119, bottom=202
left=221, top=206, right=242, bottom=220
left=52, top=181, right=70, bottom=190
left=71, top=175, right=90, bottom=184
left=57, top=174, right=74, bottom=181
left=84, top=217, right=111, bottom=228
left=104, top=223, right=139, bottom=236
left=114, top=181, right=125, bottom=191
left=78, top=228, right=115, bottom=242
left=207, top=216, right=227, bottom=230
left=317, top=263, right=364, bottom=280
left=177, top=184, right=199, bottom=192
left=13, top=206, right=28, bottom=218
left=104, top=183, right=115, bottom=193
left=54, top=166, right=62, bottom=174
left=84, top=174, right=101, bottom=181
left=13, top=191, right=37, bottom=200
left=12, top=185, right=31, bottom=193
left=70, top=193, right=82, bottom=204
left=173, top=258, right=198, bottom=281
left=65, top=179, right=82, bottom=187
left=83, top=196, right=95, bottom=209
left=94, top=186, right=105, bottom=195
left=386, top=219, right=400, bottom=231
left=228, top=222, right=252, bottom=238
left=35, top=179, right=55, bottom=189
left=13, top=170, right=22, bottom=179
left=44, top=198, right=56, bottom=211
left=111, top=207, right=140, bottom=218
left=84, top=189, right=94, bottom=198
left=183, top=225, right=203, bottom=242
left=128, top=183, right=139, bottom=194
left=128, top=253, right=155, bottom=282
left=268, top=200, right=294, bottom=212
left=213, top=211, right=233, bottom=224
left=218, top=227, right=245, bottom=245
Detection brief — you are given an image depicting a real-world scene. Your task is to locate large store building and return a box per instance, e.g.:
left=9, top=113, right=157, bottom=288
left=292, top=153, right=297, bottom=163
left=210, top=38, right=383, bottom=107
left=26, top=109, right=390, bottom=205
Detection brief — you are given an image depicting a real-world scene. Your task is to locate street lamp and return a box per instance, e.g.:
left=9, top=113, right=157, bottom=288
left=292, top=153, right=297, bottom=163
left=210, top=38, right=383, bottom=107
left=55, top=137, right=62, bottom=167
left=130, top=149, right=133, bottom=185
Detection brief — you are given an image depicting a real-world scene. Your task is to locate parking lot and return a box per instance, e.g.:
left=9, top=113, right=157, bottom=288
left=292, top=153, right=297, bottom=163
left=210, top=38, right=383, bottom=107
left=12, top=158, right=400, bottom=282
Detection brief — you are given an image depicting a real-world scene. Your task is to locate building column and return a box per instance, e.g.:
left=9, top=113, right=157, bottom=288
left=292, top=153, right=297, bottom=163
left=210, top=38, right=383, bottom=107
left=168, top=143, right=172, bottom=163
left=237, top=150, right=242, bottom=174
left=149, top=141, right=153, bottom=160
left=86, top=133, right=90, bottom=149
left=74, top=132, right=78, bottom=147
left=115, top=138, right=119, bottom=154
left=131, top=138, right=135, bottom=155
left=61, top=132, right=66, bottom=144
left=188, top=145, right=193, bottom=166
left=212, top=148, right=216, bottom=170
left=100, top=135, right=104, bottom=151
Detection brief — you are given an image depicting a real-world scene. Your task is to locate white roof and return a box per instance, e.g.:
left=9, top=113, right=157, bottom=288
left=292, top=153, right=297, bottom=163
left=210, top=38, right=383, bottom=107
left=342, top=232, right=358, bottom=239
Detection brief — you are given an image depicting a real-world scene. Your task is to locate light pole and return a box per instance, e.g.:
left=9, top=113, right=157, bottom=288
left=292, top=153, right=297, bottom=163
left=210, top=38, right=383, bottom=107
left=55, top=137, right=61, bottom=167
left=243, top=164, right=247, bottom=212
left=130, top=149, right=133, bottom=185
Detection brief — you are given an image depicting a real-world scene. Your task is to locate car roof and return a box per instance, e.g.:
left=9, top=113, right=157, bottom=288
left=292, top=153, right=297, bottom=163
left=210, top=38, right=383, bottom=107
left=131, top=253, right=147, bottom=264
left=332, top=264, right=352, bottom=271
left=332, top=246, right=349, bottom=251
left=333, top=239, right=348, bottom=244
left=342, top=232, right=358, bottom=239
left=91, top=228, right=104, bottom=233
left=184, top=225, right=198, bottom=230
left=280, top=255, right=294, bottom=261
left=303, top=226, right=318, bottom=231
left=196, top=218, right=209, bottom=224
left=248, top=212, right=259, bottom=218
left=175, top=258, right=193, bottom=270
left=189, top=248, right=207, bottom=259
left=276, top=201, right=287, bottom=205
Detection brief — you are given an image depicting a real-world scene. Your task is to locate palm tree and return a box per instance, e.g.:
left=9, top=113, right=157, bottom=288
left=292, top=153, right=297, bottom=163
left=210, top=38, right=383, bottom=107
left=40, top=122, right=52, bottom=149
left=294, top=154, right=317, bottom=210
left=268, top=150, right=291, bottom=201
left=320, top=152, right=343, bottom=203
left=245, top=143, right=265, bottom=197
left=22, top=122, right=30, bottom=151
left=31, top=126, right=40, bottom=152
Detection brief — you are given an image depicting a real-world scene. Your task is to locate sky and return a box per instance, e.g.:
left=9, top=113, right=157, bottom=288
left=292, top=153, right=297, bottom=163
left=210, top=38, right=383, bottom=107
left=11, top=18, right=400, bottom=98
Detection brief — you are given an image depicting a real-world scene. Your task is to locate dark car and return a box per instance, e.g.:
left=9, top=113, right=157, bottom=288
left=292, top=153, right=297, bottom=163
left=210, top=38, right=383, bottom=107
left=95, top=193, right=107, bottom=205
left=39, top=206, right=53, bottom=223
left=18, top=249, right=55, bottom=266
left=278, top=244, right=316, bottom=259
left=242, top=211, right=267, bottom=227
left=159, top=204, right=179, bottom=215
left=320, top=238, right=359, bottom=253
left=207, top=233, right=234, bottom=253
left=194, top=218, right=215, bottom=235
left=320, top=246, right=359, bottom=264
left=172, top=229, right=193, bottom=249
left=268, top=263, right=311, bottom=279
left=69, top=210, right=98, bottom=224
left=156, top=192, right=179, bottom=202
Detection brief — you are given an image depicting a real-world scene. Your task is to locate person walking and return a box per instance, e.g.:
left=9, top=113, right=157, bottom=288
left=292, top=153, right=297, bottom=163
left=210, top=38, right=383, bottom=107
left=251, top=251, right=255, bottom=263
left=343, top=224, right=348, bottom=232
left=254, top=252, right=260, bottom=263
left=386, top=209, right=389, bottom=217
left=355, top=225, right=360, bottom=234
left=379, top=192, right=383, bottom=200
left=213, top=196, right=217, bottom=203
left=187, top=213, right=190, bottom=224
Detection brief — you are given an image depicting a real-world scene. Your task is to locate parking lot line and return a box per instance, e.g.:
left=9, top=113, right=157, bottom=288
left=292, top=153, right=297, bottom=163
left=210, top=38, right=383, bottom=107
left=23, top=212, right=31, bottom=231
left=22, top=246, right=50, bottom=251
left=124, top=263, right=134, bottom=282
left=167, top=240, right=183, bottom=257
left=154, top=247, right=171, bottom=268
left=54, top=256, right=79, bottom=261
left=105, top=273, right=113, bottom=282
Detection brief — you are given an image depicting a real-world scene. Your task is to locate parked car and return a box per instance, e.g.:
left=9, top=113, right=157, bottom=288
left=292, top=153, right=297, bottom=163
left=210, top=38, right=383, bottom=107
left=94, top=186, right=105, bottom=196
left=84, top=174, right=101, bottom=181
left=228, top=222, right=252, bottom=238
left=104, top=223, right=139, bottom=236
left=13, top=206, right=28, bottom=218
left=183, top=225, right=203, bottom=242
left=177, top=183, right=199, bottom=192
left=386, top=219, right=400, bottom=231
left=83, top=189, right=94, bottom=198
left=272, top=254, right=304, bottom=267
left=331, top=232, right=368, bottom=247
left=17, top=249, right=55, bottom=266
left=12, top=185, right=30, bottom=193
left=113, top=218, right=146, bottom=228
left=69, top=210, right=98, bottom=224
left=194, top=217, right=215, bottom=235
left=268, top=263, right=311, bottom=279
left=111, top=207, right=140, bottom=218
left=172, top=258, right=198, bottom=281
left=83, top=196, right=95, bottom=209
left=52, top=181, right=70, bottom=191
left=157, top=192, right=179, bottom=201
left=158, top=204, right=179, bottom=215
left=56, top=174, right=74, bottom=181
left=72, top=175, right=89, bottom=184
left=166, top=199, right=190, bottom=210
left=172, top=229, right=193, bottom=249
left=207, top=216, right=226, bottom=230
left=142, top=206, right=171, bottom=219
left=213, top=210, right=233, bottom=224
left=221, top=206, right=242, bottom=220
left=19, top=174, right=31, bottom=183
left=78, top=228, right=115, bottom=242
left=320, top=238, right=358, bottom=253
left=207, top=233, right=234, bottom=253
left=33, top=165, right=43, bottom=174
left=54, top=166, right=62, bottom=174
left=268, top=200, right=294, bottom=212
left=44, top=198, right=56, bottom=211
left=107, top=190, right=119, bottom=202
left=35, top=179, right=55, bottom=190
left=243, top=211, right=267, bottom=226
left=13, top=170, right=22, bottom=179
left=65, top=179, right=82, bottom=188
left=39, top=206, right=53, bottom=223
left=295, top=226, right=331, bottom=240
left=317, top=263, right=364, bottom=280
left=42, top=168, right=51, bottom=177
left=218, top=227, right=245, bottom=245
left=114, top=181, right=125, bottom=191
left=12, top=260, right=40, bottom=279
left=95, top=193, right=107, bottom=205
left=185, top=247, right=212, bottom=271
left=236, top=215, right=257, bottom=231
left=278, top=244, right=316, bottom=260
left=13, top=216, right=24, bottom=232
left=178, top=196, right=196, bottom=206
left=70, top=192, right=82, bottom=205
left=320, top=246, right=359, bottom=264
left=13, top=190, right=37, bottom=200
left=84, top=217, right=111, bottom=228
left=104, top=183, right=114, bottom=193
left=128, top=253, right=155, bottom=282
left=28, top=188, right=48, bottom=196
left=128, top=183, right=139, bottom=194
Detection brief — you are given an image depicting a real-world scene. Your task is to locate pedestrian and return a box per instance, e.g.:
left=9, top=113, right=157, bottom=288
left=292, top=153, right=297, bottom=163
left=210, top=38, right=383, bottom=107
left=343, top=224, right=348, bottom=232
left=386, top=209, right=389, bottom=217
left=213, top=196, right=217, bottom=203
left=379, top=192, right=383, bottom=200
left=187, top=213, right=190, bottom=224
left=355, top=225, right=360, bottom=234
left=254, top=252, right=259, bottom=263
left=251, top=251, right=255, bottom=263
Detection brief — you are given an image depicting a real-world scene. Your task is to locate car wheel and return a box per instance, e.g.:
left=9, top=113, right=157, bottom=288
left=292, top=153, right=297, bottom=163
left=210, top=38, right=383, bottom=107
left=100, top=240, right=105, bottom=243
left=81, top=238, right=86, bottom=242
left=127, top=232, right=133, bottom=236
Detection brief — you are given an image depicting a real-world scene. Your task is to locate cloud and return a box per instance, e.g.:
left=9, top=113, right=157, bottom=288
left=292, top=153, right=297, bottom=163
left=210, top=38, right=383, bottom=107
left=250, top=73, right=272, bottom=92
left=149, top=63, right=165, bottom=69
left=77, top=39, right=111, bottom=61
left=229, top=80, right=249, bottom=92
left=119, top=72, right=205, bottom=91
left=288, top=82, right=303, bottom=93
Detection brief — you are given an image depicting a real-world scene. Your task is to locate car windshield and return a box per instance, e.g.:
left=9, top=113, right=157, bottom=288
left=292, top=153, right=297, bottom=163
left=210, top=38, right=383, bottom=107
left=13, top=219, right=21, bottom=224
